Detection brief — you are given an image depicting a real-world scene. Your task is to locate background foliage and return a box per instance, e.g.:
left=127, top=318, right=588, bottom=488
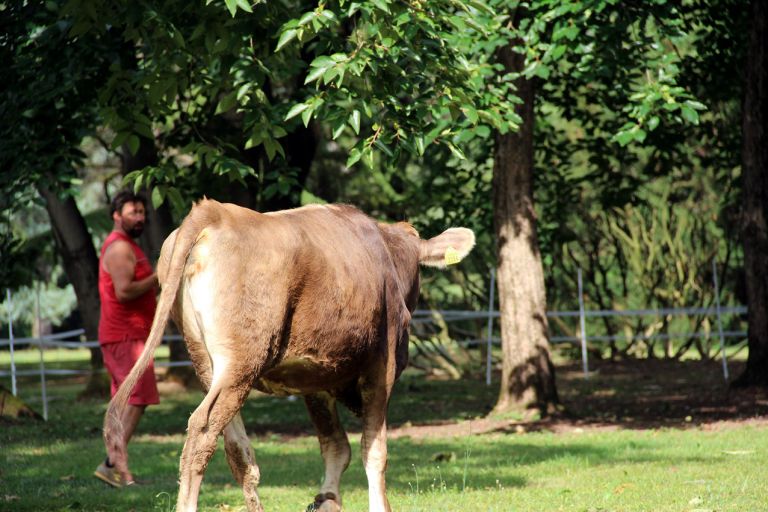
left=0, top=0, right=751, bottom=364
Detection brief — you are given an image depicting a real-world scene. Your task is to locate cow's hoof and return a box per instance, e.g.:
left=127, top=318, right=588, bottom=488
left=306, top=492, right=341, bottom=512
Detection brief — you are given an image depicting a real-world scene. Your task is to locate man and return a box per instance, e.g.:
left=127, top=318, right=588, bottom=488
left=93, top=190, right=159, bottom=488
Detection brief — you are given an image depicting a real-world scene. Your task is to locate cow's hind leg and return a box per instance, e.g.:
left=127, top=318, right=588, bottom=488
left=185, top=325, right=260, bottom=506
left=176, top=369, right=258, bottom=512
left=305, top=393, right=351, bottom=511
left=223, top=412, right=261, bottom=510
left=360, top=365, right=394, bottom=512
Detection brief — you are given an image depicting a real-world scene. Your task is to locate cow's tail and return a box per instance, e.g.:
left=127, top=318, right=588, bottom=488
left=103, top=199, right=221, bottom=471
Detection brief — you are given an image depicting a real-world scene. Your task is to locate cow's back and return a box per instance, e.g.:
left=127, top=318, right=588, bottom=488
left=178, top=201, right=410, bottom=395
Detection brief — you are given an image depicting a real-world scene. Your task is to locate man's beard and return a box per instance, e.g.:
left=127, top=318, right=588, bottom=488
left=125, top=223, right=145, bottom=239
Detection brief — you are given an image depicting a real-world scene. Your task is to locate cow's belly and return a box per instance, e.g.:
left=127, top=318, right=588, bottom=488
left=254, top=356, right=359, bottom=396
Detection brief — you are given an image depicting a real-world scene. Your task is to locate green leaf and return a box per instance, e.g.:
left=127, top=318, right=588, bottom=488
left=285, top=102, right=309, bottom=121
left=225, top=0, right=238, bottom=17
left=332, top=119, right=346, bottom=140
left=148, top=81, right=166, bottom=104
left=613, top=129, right=635, bottom=146
left=167, top=188, right=186, bottom=214
left=112, top=131, right=130, bottom=149
left=298, top=11, right=315, bottom=26
left=662, top=102, right=679, bottom=112
left=127, top=135, right=140, bottom=156
left=466, top=0, right=496, bottom=16
left=534, top=64, right=551, bottom=80
left=372, top=0, right=390, bottom=13
left=553, top=24, right=579, bottom=41
left=151, top=186, right=165, bottom=208
left=215, top=92, right=238, bottom=114
left=550, top=45, right=567, bottom=60
left=564, top=26, right=579, bottom=40
left=305, top=64, right=329, bottom=84
left=236, top=83, right=251, bottom=101
left=680, top=104, right=699, bottom=125
left=415, top=135, right=425, bottom=156
left=474, top=125, right=491, bottom=138
left=134, top=122, right=154, bottom=140
left=446, top=142, right=466, bottom=160
left=132, top=171, right=144, bottom=193
left=123, top=169, right=141, bottom=184
left=236, top=0, right=252, bottom=13
left=462, top=106, right=479, bottom=124
left=349, top=110, right=361, bottom=135
left=322, top=66, right=339, bottom=84
left=373, top=139, right=393, bottom=157
left=319, top=9, right=336, bottom=22
left=647, top=116, right=660, bottom=131
left=346, top=147, right=362, bottom=167
left=301, top=105, right=314, bottom=127
left=465, top=17, right=487, bottom=34
left=244, top=129, right=264, bottom=149
left=264, top=138, right=283, bottom=161
left=276, top=29, right=297, bottom=51
left=263, top=183, right=278, bottom=199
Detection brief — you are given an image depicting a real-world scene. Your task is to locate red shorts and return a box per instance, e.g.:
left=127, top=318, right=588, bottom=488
left=101, top=340, right=160, bottom=406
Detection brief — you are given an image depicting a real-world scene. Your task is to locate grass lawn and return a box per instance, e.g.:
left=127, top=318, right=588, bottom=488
left=2, top=348, right=768, bottom=511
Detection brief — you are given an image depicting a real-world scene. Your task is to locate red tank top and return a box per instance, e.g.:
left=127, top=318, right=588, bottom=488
left=98, top=231, right=157, bottom=344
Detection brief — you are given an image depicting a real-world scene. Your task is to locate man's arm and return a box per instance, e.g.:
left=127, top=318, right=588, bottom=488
left=103, top=240, right=158, bottom=303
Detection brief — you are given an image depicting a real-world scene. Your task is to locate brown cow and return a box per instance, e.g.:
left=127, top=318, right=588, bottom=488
left=104, top=199, right=475, bottom=512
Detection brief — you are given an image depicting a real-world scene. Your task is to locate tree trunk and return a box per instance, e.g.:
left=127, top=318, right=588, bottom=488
left=491, top=42, right=559, bottom=416
left=121, top=137, right=196, bottom=384
left=37, top=186, right=109, bottom=398
left=734, top=0, right=768, bottom=388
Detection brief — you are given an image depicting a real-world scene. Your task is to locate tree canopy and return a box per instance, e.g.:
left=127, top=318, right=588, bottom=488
left=1, top=0, right=763, bottom=390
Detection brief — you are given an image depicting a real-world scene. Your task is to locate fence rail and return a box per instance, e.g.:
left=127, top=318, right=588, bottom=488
left=3, top=254, right=749, bottom=420
left=2, top=297, right=750, bottom=420
left=2, top=306, right=748, bottom=348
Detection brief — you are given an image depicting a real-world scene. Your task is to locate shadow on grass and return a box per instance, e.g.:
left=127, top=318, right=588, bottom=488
left=4, top=358, right=765, bottom=511
left=2, top=413, right=721, bottom=512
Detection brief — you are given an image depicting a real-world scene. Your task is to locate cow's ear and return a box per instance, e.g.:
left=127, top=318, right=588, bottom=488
left=419, top=228, right=475, bottom=268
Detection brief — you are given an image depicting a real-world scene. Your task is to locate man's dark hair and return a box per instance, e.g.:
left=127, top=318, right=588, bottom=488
left=110, top=190, right=147, bottom=216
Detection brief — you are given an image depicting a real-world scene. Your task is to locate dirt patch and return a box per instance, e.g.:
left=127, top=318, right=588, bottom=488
left=151, top=357, right=768, bottom=440
left=388, top=359, right=768, bottom=439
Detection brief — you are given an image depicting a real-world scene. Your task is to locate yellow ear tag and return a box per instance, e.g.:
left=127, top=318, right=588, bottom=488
left=444, top=246, right=461, bottom=266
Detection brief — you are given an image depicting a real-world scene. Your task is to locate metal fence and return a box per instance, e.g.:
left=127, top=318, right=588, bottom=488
left=2, top=276, right=749, bottom=420
left=2, top=311, right=747, bottom=419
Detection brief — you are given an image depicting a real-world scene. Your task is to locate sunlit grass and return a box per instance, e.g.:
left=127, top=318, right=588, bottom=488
left=2, top=346, right=767, bottom=512
left=4, top=418, right=767, bottom=511
left=0, top=345, right=170, bottom=366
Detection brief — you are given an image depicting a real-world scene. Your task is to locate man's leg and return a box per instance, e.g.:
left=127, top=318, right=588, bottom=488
left=98, top=341, right=157, bottom=486
left=117, top=404, right=145, bottom=482
left=122, top=404, right=146, bottom=445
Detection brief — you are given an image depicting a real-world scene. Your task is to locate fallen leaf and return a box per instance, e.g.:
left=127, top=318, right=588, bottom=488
left=613, top=483, right=634, bottom=495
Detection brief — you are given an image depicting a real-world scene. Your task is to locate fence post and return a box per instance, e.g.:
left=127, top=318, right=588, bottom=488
left=6, top=289, right=17, bottom=396
left=486, top=267, right=496, bottom=386
left=36, top=286, right=49, bottom=420
left=578, top=269, right=589, bottom=378
left=712, top=260, right=730, bottom=382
